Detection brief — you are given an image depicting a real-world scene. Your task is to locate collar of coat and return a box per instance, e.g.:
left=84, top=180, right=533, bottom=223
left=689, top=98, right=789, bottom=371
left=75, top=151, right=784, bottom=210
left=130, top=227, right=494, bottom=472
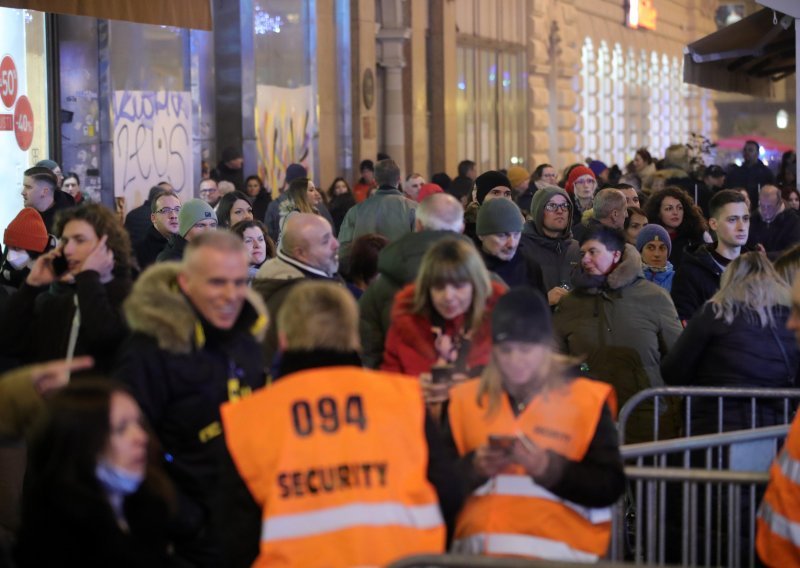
left=572, top=243, right=643, bottom=293
left=123, top=262, right=268, bottom=354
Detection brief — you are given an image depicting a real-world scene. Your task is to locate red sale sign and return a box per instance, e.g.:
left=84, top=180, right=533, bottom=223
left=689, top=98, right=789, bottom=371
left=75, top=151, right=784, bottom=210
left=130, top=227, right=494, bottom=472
left=0, top=55, right=17, bottom=109
left=14, top=94, right=32, bottom=150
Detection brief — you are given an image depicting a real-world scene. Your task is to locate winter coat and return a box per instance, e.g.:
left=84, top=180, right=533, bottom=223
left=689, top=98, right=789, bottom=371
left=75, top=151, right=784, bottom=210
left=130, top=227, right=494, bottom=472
left=479, top=247, right=546, bottom=296
left=553, top=244, right=683, bottom=391
left=124, top=200, right=153, bottom=249
left=134, top=225, right=168, bottom=272
left=113, top=263, right=267, bottom=561
left=0, top=271, right=132, bottom=374
left=670, top=244, right=724, bottom=321
left=328, top=193, right=357, bottom=235
left=519, top=186, right=581, bottom=292
left=747, top=208, right=800, bottom=258
left=155, top=234, right=187, bottom=263
left=358, top=230, right=466, bottom=369
left=211, top=160, right=244, bottom=191
left=250, top=187, right=272, bottom=224
left=338, top=186, right=417, bottom=247
left=662, top=303, right=798, bottom=434
left=15, top=478, right=173, bottom=568
left=39, top=189, right=75, bottom=233
left=726, top=161, right=775, bottom=206
left=642, top=262, right=675, bottom=292
left=253, top=253, right=343, bottom=368
left=381, top=281, right=506, bottom=376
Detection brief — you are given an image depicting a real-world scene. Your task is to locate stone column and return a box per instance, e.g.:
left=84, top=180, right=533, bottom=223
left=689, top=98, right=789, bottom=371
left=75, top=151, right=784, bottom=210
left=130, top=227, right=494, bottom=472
left=376, top=19, right=410, bottom=173
left=403, top=0, right=429, bottom=176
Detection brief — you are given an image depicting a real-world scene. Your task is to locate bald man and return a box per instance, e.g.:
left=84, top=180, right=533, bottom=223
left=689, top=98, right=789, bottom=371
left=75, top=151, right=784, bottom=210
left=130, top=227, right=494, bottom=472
left=253, top=213, right=343, bottom=367
left=747, top=184, right=800, bottom=258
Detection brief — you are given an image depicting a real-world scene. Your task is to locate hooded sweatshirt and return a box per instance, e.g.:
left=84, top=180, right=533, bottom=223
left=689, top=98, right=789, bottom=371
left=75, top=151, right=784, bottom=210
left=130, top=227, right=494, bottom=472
left=519, top=186, right=581, bottom=291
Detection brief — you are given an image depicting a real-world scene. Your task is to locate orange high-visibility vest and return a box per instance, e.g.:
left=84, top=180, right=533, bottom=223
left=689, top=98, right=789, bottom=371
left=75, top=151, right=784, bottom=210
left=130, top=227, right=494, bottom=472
left=220, top=366, right=445, bottom=568
left=757, top=412, right=800, bottom=567
left=448, top=377, right=616, bottom=562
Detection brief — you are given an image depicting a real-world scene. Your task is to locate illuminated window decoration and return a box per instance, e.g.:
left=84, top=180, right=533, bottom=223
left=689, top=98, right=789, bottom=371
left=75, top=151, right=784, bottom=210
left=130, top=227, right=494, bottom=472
left=255, top=6, right=283, bottom=35
left=575, top=39, right=713, bottom=166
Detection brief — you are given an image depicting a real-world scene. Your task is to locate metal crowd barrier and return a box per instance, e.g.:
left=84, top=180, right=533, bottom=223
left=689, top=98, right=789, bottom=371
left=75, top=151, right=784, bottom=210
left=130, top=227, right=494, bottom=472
left=610, top=424, right=790, bottom=567
left=617, top=386, right=800, bottom=444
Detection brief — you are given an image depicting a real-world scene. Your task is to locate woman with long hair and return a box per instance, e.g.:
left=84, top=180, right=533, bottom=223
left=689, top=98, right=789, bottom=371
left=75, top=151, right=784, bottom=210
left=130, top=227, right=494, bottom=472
left=381, top=237, right=505, bottom=378
left=0, top=203, right=133, bottom=373
left=278, top=177, right=323, bottom=236
left=244, top=175, right=272, bottom=222
left=644, top=186, right=710, bottom=268
left=326, top=177, right=356, bottom=235
left=662, top=252, right=799, bottom=434
left=216, top=191, right=254, bottom=228
left=14, top=380, right=174, bottom=567
left=445, top=287, right=624, bottom=561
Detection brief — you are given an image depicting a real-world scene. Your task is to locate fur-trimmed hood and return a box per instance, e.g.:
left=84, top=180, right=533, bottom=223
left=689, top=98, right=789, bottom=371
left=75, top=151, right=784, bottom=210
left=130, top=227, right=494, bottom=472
left=571, top=243, right=644, bottom=293
left=124, top=262, right=268, bottom=354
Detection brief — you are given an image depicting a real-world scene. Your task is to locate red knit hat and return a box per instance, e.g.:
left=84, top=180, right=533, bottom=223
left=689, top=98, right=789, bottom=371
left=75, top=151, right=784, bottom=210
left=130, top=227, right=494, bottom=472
left=565, top=165, right=596, bottom=196
left=417, top=183, right=444, bottom=202
left=4, top=208, right=49, bottom=252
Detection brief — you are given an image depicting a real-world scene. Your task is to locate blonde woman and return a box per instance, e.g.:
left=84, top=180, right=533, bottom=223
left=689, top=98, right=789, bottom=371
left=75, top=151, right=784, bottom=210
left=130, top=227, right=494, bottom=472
left=381, top=237, right=505, bottom=378
left=446, top=287, right=624, bottom=561
left=662, top=252, right=799, bottom=434
left=278, top=177, right=323, bottom=236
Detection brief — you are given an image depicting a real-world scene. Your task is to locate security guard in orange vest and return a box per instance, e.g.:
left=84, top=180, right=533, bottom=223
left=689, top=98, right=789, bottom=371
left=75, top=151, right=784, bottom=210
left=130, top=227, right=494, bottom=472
left=220, top=281, right=461, bottom=567
left=757, top=274, right=800, bottom=566
left=444, top=287, right=625, bottom=561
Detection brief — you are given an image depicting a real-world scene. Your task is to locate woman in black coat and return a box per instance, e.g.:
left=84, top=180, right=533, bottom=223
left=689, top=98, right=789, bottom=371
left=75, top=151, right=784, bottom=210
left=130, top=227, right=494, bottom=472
left=661, top=252, right=799, bottom=434
left=0, top=204, right=133, bottom=374
left=14, top=380, right=175, bottom=567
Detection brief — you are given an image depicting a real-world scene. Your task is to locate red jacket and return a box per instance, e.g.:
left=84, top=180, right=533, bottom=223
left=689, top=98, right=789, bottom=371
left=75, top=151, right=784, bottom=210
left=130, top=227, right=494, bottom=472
left=381, top=281, right=506, bottom=375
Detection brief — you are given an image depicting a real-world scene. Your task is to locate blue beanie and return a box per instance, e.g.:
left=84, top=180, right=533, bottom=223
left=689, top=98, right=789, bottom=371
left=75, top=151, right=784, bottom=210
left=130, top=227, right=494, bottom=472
left=588, top=160, right=608, bottom=177
left=285, top=163, right=307, bottom=184
left=636, top=224, right=672, bottom=258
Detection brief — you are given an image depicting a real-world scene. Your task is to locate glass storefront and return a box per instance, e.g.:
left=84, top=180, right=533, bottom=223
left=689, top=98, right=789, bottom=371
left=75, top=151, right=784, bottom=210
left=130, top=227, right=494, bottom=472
left=0, top=7, right=48, bottom=235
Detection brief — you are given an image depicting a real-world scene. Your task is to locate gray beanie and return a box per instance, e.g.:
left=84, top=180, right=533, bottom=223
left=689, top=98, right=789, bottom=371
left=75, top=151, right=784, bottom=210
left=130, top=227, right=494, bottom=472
left=636, top=224, right=672, bottom=257
left=179, top=199, right=217, bottom=237
left=476, top=198, right=524, bottom=236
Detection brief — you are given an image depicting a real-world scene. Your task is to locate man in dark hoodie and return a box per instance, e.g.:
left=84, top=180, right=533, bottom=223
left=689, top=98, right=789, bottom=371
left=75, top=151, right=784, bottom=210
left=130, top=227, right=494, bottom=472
left=211, top=146, right=245, bottom=191
left=358, top=193, right=466, bottom=369
left=671, top=190, right=750, bottom=321
left=518, top=183, right=581, bottom=306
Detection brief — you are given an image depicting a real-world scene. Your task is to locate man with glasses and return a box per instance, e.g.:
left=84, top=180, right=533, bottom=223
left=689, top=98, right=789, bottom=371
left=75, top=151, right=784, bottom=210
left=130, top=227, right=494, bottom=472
left=134, top=190, right=182, bottom=270
left=519, top=184, right=581, bottom=306
left=157, top=198, right=218, bottom=262
left=199, top=179, right=221, bottom=208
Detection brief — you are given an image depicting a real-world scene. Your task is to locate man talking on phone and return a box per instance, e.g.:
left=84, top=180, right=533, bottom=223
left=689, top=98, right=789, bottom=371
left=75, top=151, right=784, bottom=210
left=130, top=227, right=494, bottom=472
left=219, top=281, right=464, bottom=567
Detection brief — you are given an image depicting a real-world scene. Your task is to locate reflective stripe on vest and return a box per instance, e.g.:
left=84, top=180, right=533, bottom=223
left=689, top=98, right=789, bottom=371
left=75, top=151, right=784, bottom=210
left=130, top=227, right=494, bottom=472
left=261, top=501, right=444, bottom=542
left=473, top=474, right=611, bottom=525
left=778, top=450, right=800, bottom=485
left=759, top=501, right=800, bottom=547
left=452, top=533, right=599, bottom=563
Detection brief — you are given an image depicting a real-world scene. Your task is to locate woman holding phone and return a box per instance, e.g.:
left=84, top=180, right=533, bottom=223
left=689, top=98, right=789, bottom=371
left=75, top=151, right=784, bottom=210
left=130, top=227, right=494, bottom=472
left=0, top=204, right=133, bottom=374
left=445, top=287, right=625, bottom=562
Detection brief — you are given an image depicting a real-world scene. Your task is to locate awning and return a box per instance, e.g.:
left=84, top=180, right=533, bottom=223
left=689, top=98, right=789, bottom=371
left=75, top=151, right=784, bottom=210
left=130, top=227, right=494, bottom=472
left=0, top=0, right=212, bottom=31
left=684, top=8, right=795, bottom=97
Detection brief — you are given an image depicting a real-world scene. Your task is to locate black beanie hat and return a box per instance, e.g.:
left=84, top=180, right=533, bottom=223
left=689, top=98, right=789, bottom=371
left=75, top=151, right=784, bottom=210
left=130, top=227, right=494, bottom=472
left=491, top=287, right=553, bottom=344
left=475, top=171, right=512, bottom=204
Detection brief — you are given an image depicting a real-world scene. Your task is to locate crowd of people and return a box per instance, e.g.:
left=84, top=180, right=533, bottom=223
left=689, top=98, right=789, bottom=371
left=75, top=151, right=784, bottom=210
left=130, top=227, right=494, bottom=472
left=0, top=141, right=799, bottom=566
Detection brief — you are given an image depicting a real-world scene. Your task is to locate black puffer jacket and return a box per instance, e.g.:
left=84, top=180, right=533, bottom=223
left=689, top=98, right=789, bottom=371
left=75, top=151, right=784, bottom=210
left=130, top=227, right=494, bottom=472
left=114, top=263, right=267, bottom=565
left=670, top=244, right=724, bottom=321
left=662, top=303, right=798, bottom=434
